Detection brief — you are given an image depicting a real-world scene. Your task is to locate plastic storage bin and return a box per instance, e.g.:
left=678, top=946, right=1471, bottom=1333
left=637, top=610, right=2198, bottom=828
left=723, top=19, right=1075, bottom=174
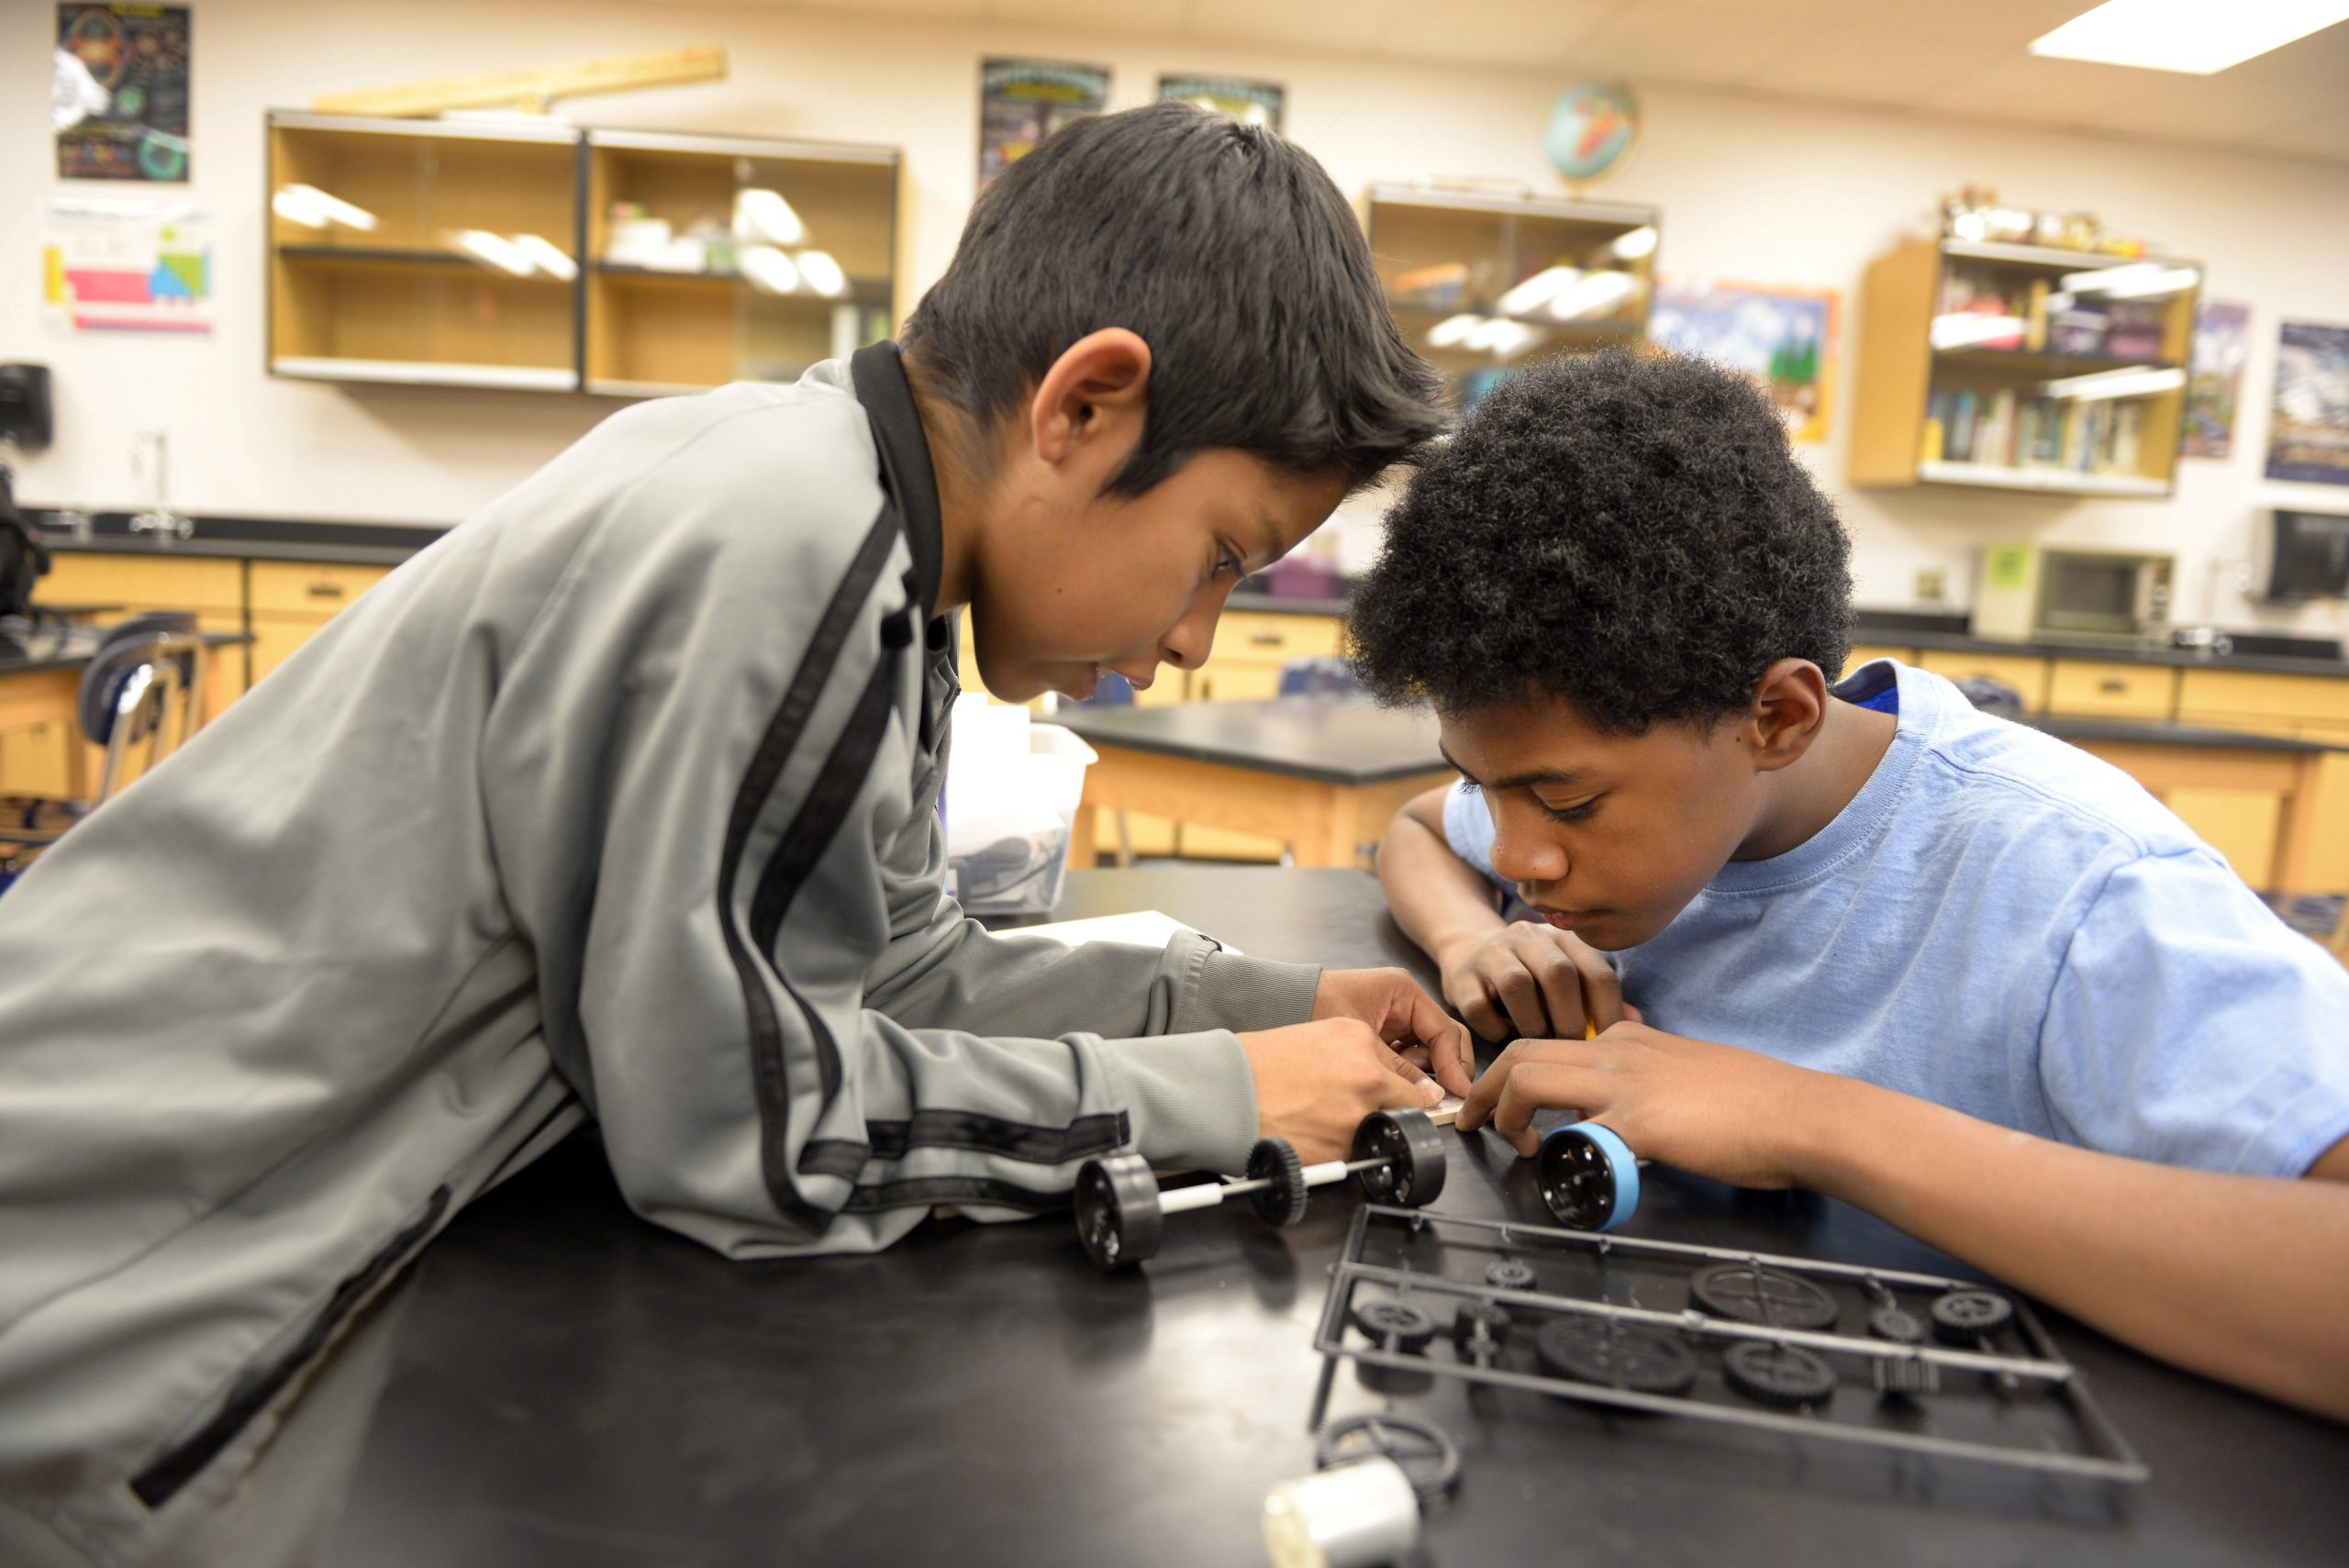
left=944, top=698, right=1097, bottom=914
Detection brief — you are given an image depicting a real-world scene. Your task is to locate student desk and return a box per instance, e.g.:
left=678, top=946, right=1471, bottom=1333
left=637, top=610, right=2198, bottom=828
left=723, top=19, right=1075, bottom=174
left=306, top=867, right=2348, bottom=1568
left=0, top=625, right=242, bottom=798
left=1055, top=697, right=1455, bottom=868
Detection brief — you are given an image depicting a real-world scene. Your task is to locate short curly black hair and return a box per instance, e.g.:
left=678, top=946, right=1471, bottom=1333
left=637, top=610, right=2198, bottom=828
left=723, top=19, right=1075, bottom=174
left=1348, top=350, right=1853, bottom=733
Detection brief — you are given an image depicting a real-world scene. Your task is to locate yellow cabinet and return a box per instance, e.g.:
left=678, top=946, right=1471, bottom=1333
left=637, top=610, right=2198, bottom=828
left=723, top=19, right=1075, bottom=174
left=1207, top=610, right=1343, bottom=672
left=2045, top=661, right=2180, bottom=721
left=247, top=562, right=389, bottom=616
left=1915, top=651, right=2049, bottom=712
left=35, top=552, right=242, bottom=614
left=2177, top=670, right=2349, bottom=740
left=0, top=719, right=78, bottom=799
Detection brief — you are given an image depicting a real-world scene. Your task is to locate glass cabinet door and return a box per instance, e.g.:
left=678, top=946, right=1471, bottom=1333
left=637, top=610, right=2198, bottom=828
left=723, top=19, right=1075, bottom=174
left=1369, top=188, right=1657, bottom=411
left=584, top=131, right=900, bottom=397
left=267, top=114, right=579, bottom=389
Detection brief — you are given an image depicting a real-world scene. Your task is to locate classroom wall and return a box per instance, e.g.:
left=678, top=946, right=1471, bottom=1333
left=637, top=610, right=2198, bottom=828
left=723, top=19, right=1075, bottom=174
left=6, top=0, right=2349, bottom=630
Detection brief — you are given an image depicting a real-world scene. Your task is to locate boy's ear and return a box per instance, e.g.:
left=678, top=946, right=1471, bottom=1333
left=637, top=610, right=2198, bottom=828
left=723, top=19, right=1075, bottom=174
left=1743, top=659, right=1830, bottom=772
left=1030, top=328, right=1152, bottom=467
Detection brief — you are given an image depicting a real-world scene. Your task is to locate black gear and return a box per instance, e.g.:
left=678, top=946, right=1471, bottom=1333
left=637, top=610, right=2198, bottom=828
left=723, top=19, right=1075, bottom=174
left=1351, top=1298, right=1441, bottom=1352
left=1721, top=1340, right=1839, bottom=1408
left=1451, top=1300, right=1514, bottom=1357
left=1872, top=1355, right=1939, bottom=1399
left=1867, top=1305, right=1926, bottom=1345
left=1690, top=1262, right=1839, bottom=1331
left=1244, top=1138, right=1309, bottom=1228
left=1932, top=1288, right=2015, bottom=1345
left=1535, top=1318, right=1698, bottom=1396
left=1484, top=1257, right=1538, bottom=1292
left=1315, top=1414, right=1463, bottom=1503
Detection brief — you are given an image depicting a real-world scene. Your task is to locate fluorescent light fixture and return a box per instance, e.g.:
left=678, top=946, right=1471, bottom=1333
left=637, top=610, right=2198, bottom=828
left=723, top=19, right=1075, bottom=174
left=1497, top=266, right=1579, bottom=317
left=2029, top=1, right=2349, bottom=74
left=1610, top=225, right=1658, bottom=261
left=797, top=249, right=848, bottom=296
left=1426, top=313, right=1485, bottom=349
left=735, top=188, right=806, bottom=245
left=1548, top=270, right=1639, bottom=320
left=2059, top=262, right=2202, bottom=299
left=1931, top=313, right=2031, bottom=350
left=272, top=183, right=378, bottom=231
left=452, top=230, right=534, bottom=276
left=738, top=246, right=801, bottom=294
left=512, top=235, right=577, bottom=281
left=2042, top=365, right=2188, bottom=399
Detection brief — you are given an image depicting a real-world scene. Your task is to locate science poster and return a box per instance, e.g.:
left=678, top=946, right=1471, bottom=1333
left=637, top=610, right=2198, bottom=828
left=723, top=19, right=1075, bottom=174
left=1157, top=74, right=1283, bottom=131
left=1648, top=280, right=1839, bottom=443
left=978, top=60, right=1108, bottom=189
left=2182, top=301, right=2251, bottom=461
left=54, top=4, right=192, bottom=183
left=2266, top=321, right=2349, bottom=487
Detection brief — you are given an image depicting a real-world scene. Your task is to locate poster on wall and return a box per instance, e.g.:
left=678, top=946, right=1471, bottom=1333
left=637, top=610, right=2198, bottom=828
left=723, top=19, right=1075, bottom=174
left=41, top=198, right=213, bottom=335
left=978, top=60, right=1108, bottom=189
left=53, top=4, right=192, bottom=183
left=1157, top=74, right=1284, bottom=131
left=1647, top=280, right=1839, bottom=443
left=2266, top=321, right=2349, bottom=487
left=2182, top=301, right=2252, bottom=461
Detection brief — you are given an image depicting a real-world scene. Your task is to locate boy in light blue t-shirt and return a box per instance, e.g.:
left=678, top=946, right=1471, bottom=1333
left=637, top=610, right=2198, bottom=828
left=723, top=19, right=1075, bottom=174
left=1355, top=350, right=2349, bottom=1421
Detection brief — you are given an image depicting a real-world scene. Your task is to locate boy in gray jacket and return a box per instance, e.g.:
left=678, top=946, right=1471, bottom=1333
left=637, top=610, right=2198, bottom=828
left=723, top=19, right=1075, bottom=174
left=0, top=103, right=1464, bottom=1565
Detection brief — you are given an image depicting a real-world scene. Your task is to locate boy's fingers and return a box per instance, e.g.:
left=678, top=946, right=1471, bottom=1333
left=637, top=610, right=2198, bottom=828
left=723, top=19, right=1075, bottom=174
left=1490, top=1062, right=1601, bottom=1156
left=1527, top=947, right=1586, bottom=1039
left=1571, top=947, right=1627, bottom=1029
left=1375, top=1043, right=1444, bottom=1107
left=1396, top=984, right=1476, bottom=1096
left=1495, top=969, right=1548, bottom=1040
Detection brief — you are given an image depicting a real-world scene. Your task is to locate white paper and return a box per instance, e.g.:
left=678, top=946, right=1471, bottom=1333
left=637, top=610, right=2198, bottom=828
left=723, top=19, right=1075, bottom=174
left=1009, top=908, right=1241, bottom=956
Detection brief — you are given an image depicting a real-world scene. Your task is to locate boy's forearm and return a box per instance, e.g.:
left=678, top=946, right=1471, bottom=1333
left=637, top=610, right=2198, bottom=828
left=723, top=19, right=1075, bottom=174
left=1792, top=1076, right=2349, bottom=1420
left=1379, top=812, right=1508, bottom=966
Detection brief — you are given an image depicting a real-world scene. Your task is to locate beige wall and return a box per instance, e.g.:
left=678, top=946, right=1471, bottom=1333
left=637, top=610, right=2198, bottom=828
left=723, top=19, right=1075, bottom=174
left=6, top=0, right=2348, bottom=630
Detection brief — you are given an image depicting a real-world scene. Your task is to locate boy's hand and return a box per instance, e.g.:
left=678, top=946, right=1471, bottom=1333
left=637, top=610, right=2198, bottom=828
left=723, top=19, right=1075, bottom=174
left=1455, top=1021, right=1829, bottom=1190
left=1435, top=924, right=1623, bottom=1043
left=1310, top=968, right=1476, bottom=1097
left=1238, top=1018, right=1442, bottom=1164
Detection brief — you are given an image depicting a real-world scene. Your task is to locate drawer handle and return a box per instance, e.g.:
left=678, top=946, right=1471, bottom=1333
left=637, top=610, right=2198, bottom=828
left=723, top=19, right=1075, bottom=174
left=1248, top=633, right=1283, bottom=647
left=2099, top=679, right=2126, bottom=694
left=306, top=584, right=345, bottom=599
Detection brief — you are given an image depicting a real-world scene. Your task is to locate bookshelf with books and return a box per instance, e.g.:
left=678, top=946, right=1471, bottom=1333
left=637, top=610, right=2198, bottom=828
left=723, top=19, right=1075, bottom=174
left=1850, top=238, right=2200, bottom=498
left=1365, top=185, right=1659, bottom=411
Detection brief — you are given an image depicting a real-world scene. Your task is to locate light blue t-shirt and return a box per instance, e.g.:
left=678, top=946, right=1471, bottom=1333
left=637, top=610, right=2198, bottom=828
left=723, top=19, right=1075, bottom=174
left=1440, top=660, right=2349, bottom=1177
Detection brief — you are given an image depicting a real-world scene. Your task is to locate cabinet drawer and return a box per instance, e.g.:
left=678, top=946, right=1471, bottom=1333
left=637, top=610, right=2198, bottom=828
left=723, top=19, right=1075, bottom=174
left=248, top=562, right=391, bottom=616
left=38, top=552, right=243, bottom=614
left=248, top=616, right=328, bottom=686
left=1915, top=652, right=2049, bottom=712
left=1209, top=611, right=1343, bottom=668
left=2045, top=661, right=2178, bottom=720
left=0, top=719, right=77, bottom=799
left=2176, top=670, right=2349, bottom=730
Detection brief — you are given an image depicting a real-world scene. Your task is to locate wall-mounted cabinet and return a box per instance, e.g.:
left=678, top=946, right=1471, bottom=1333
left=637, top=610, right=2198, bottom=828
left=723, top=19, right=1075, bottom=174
left=1850, top=239, right=2200, bottom=498
left=266, top=113, right=902, bottom=396
left=1365, top=185, right=1658, bottom=412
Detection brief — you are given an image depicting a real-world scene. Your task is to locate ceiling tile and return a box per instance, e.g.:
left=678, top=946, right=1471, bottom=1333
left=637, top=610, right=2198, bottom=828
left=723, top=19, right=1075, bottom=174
left=1561, top=2, right=1840, bottom=89
left=1381, top=0, right=1619, bottom=66
left=1188, top=0, right=1410, bottom=49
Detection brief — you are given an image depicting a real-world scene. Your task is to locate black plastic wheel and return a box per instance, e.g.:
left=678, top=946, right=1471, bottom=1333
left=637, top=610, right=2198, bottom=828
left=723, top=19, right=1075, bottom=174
left=1931, top=1288, right=2016, bottom=1345
left=1350, top=1297, right=1442, bottom=1352
left=1451, top=1300, right=1514, bottom=1357
left=1867, top=1305, right=1927, bottom=1345
left=1872, top=1355, right=1939, bottom=1399
left=1352, top=1107, right=1447, bottom=1207
left=1722, top=1340, right=1839, bottom=1408
left=1244, top=1138, right=1309, bottom=1228
left=1690, top=1262, right=1839, bottom=1331
left=1315, top=1413, right=1463, bottom=1503
left=1534, top=1318, right=1698, bottom=1396
left=1073, top=1152, right=1162, bottom=1271
left=1484, top=1257, right=1538, bottom=1292
left=1535, top=1128, right=1622, bottom=1230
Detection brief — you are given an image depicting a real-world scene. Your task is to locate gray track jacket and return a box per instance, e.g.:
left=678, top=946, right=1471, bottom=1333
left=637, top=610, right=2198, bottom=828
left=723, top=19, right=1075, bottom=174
left=0, top=345, right=1318, bottom=1562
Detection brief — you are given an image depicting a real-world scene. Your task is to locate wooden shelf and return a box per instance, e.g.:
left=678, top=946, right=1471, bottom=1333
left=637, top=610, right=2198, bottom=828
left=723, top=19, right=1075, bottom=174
left=267, top=113, right=903, bottom=396
left=1917, top=461, right=2172, bottom=497
left=1850, top=237, right=2199, bottom=493
left=272, top=357, right=577, bottom=390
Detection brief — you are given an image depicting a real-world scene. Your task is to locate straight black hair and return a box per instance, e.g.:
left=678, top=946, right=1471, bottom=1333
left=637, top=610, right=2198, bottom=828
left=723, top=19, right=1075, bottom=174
left=901, top=100, right=1445, bottom=495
